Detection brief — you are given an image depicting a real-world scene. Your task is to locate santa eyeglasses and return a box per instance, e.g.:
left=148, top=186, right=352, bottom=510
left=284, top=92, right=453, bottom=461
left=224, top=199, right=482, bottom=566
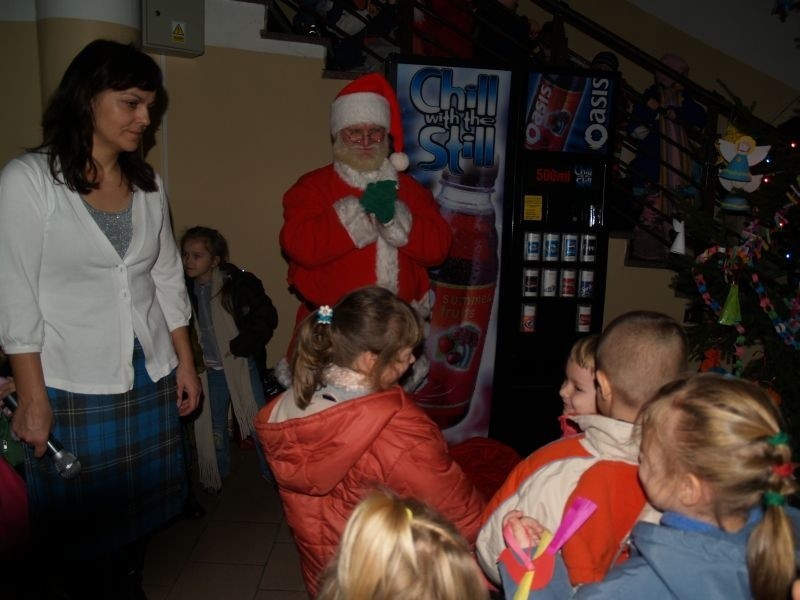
left=340, top=126, right=386, bottom=145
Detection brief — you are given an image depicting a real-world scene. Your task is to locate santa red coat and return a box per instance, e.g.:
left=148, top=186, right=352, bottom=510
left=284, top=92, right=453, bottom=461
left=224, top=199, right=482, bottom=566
left=280, top=159, right=452, bottom=324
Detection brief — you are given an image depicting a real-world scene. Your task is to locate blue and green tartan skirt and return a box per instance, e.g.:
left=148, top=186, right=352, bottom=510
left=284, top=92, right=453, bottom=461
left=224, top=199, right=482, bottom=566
left=24, top=340, right=186, bottom=558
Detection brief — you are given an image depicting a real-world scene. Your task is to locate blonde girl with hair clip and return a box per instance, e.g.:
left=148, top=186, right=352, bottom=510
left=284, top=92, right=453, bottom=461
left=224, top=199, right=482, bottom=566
left=575, top=373, right=800, bottom=600
left=317, top=488, right=489, bottom=600
left=255, top=286, right=484, bottom=597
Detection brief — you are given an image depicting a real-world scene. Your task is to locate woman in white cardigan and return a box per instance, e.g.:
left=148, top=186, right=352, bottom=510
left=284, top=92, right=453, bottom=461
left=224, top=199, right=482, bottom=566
left=0, top=39, right=200, bottom=598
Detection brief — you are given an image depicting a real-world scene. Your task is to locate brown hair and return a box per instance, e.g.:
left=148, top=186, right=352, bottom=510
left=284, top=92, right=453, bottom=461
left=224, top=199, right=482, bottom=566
left=639, top=374, right=798, bottom=600
left=316, top=488, right=488, bottom=600
left=596, top=310, right=688, bottom=412
left=180, top=226, right=235, bottom=314
left=291, top=287, right=423, bottom=409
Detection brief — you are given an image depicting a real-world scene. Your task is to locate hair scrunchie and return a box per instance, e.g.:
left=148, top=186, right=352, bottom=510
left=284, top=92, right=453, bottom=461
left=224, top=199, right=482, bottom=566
left=767, top=431, right=790, bottom=446
left=764, top=490, right=787, bottom=507
left=317, top=305, right=333, bottom=325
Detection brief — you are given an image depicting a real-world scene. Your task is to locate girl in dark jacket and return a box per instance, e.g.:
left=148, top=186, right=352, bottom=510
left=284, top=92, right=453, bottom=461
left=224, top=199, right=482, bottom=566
left=181, top=226, right=278, bottom=493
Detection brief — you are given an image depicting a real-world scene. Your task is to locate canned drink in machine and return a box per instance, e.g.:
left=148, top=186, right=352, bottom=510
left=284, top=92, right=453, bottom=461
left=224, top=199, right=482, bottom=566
left=580, top=234, right=597, bottom=262
left=541, top=268, right=558, bottom=297
left=543, top=233, right=560, bottom=262
left=522, top=268, right=539, bottom=297
left=524, top=232, right=541, bottom=261
left=560, top=268, right=577, bottom=297
left=576, top=304, right=592, bottom=332
left=578, top=269, right=594, bottom=298
left=562, top=233, right=578, bottom=262
left=520, top=304, right=537, bottom=333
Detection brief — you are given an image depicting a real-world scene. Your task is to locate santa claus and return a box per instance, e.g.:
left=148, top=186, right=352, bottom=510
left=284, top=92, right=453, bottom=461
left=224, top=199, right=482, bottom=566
left=280, top=73, right=451, bottom=332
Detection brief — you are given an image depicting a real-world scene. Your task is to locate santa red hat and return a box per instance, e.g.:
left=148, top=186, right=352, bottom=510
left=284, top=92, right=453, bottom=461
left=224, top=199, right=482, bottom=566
left=330, top=73, right=409, bottom=172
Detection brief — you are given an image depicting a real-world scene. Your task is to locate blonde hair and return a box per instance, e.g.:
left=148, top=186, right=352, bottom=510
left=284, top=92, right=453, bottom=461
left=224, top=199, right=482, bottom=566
left=316, top=489, right=489, bottom=600
left=639, top=373, right=798, bottom=600
left=569, top=334, right=598, bottom=371
left=596, top=310, right=688, bottom=412
left=291, top=287, right=423, bottom=409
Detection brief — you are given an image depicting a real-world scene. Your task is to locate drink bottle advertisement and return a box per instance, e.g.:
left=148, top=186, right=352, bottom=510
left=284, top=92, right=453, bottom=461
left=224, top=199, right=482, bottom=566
left=524, top=72, right=616, bottom=155
left=393, top=60, right=512, bottom=442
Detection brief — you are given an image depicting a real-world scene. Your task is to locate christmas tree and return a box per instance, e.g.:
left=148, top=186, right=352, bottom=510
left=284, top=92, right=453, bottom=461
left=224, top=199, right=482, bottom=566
left=668, top=3, right=800, bottom=436
left=668, top=115, right=800, bottom=435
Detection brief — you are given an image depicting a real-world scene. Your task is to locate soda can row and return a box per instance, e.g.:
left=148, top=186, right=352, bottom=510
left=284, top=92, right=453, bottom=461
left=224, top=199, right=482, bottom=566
left=520, top=303, right=594, bottom=333
left=522, top=268, right=594, bottom=298
left=524, top=232, right=596, bottom=263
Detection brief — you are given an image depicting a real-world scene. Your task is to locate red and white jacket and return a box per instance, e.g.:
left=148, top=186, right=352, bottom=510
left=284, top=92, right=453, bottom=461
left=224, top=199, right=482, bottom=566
left=477, top=414, right=660, bottom=586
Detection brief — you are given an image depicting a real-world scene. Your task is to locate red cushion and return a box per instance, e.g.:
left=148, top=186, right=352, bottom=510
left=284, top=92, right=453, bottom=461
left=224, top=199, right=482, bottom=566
left=449, top=437, right=522, bottom=502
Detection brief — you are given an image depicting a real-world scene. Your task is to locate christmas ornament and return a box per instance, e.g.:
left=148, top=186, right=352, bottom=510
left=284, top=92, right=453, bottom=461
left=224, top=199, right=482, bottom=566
left=670, top=218, right=685, bottom=254
left=719, top=135, right=771, bottom=193
left=719, top=283, right=742, bottom=325
left=719, top=194, right=750, bottom=212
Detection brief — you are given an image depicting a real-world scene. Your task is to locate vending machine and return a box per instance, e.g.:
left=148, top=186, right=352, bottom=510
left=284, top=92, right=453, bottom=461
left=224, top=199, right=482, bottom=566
left=389, top=57, right=516, bottom=444
left=389, top=58, right=617, bottom=456
left=489, top=68, right=618, bottom=457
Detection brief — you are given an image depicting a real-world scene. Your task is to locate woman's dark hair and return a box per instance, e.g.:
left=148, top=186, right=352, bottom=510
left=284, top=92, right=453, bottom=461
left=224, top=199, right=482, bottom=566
left=180, top=226, right=236, bottom=313
left=34, top=39, right=164, bottom=194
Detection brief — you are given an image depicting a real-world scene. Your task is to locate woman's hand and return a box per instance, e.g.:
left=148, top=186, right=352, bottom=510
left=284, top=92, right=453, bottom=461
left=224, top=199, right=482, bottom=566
left=7, top=353, right=53, bottom=457
left=502, top=509, right=547, bottom=550
left=175, top=360, right=201, bottom=416
left=11, top=393, right=53, bottom=457
left=170, top=326, right=201, bottom=416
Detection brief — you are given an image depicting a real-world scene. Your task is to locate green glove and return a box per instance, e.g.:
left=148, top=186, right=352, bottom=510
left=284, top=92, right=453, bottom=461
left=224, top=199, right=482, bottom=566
left=360, top=180, right=397, bottom=224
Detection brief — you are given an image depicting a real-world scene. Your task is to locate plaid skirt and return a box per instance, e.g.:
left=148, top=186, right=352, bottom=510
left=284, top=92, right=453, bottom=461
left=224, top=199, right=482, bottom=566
left=24, top=340, right=186, bottom=558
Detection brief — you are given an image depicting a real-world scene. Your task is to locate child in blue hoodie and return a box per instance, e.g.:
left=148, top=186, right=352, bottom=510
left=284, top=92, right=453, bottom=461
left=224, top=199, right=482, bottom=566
left=573, top=373, right=800, bottom=599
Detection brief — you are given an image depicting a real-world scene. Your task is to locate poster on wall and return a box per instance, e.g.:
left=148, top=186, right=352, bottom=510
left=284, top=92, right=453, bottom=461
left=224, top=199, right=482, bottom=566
left=390, top=58, right=513, bottom=443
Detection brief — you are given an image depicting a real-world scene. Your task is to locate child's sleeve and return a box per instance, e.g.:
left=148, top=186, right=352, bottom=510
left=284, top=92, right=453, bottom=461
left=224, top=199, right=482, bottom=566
left=229, top=272, right=279, bottom=357
left=476, top=461, right=580, bottom=585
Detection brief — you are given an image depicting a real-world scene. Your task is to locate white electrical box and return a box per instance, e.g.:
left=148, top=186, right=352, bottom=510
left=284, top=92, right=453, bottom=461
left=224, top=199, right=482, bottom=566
left=142, top=0, right=205, bottom=57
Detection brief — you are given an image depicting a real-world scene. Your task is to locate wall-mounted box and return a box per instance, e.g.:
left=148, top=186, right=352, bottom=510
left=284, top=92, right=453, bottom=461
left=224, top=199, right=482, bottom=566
left=142, top=0, right=205, bottom=57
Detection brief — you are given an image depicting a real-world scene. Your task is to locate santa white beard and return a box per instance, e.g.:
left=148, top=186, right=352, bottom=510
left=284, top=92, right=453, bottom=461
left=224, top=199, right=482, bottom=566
left=333, top=134, right=389, bottom=173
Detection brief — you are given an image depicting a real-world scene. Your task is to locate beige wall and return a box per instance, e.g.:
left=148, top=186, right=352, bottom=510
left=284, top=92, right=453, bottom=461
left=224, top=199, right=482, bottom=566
left=163, top=47, right=344, bottom=359
left=0, top=21, right=42, bottom=160
left=1, top=4, right=796, bottom=363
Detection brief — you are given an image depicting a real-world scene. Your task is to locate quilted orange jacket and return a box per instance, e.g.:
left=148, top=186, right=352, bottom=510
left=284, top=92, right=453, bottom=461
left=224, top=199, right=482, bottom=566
left=255, top=387, right=485, bottom=597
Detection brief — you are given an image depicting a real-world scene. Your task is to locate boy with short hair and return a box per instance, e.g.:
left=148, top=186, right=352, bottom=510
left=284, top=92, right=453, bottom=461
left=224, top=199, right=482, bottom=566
left=477, top=311, right=688, bottom=587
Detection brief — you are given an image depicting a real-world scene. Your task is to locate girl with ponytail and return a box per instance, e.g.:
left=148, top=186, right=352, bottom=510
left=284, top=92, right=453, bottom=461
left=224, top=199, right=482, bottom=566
left=576, top=373, right=800, bottom=600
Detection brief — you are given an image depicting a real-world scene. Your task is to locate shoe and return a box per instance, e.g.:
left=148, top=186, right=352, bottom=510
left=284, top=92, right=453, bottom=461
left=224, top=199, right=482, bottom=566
left=202, top=485, right=223, bottom=497
left=183, top=493, right=206, bottom=518
left=238, top=436, right=255, bottom=450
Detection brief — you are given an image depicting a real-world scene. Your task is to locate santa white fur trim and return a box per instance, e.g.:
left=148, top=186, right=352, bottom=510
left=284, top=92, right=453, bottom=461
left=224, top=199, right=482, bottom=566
left=334, top=196, right=378, bottom=248
left=390, top=152, right=409, bottom=172
left=331, top=91, right=390, bottom=135
left=375, top=235, right=399, bottom=294
left=377, top=201, right=411, bottom=248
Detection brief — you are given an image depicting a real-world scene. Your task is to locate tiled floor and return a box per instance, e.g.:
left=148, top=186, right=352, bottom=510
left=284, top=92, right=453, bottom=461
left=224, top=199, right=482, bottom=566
left=143, top=443, right=308, bottom=600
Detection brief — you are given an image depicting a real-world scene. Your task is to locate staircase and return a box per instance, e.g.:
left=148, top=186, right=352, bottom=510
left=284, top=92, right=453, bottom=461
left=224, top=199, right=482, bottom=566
left=259, top=0, right=792, bottom=267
